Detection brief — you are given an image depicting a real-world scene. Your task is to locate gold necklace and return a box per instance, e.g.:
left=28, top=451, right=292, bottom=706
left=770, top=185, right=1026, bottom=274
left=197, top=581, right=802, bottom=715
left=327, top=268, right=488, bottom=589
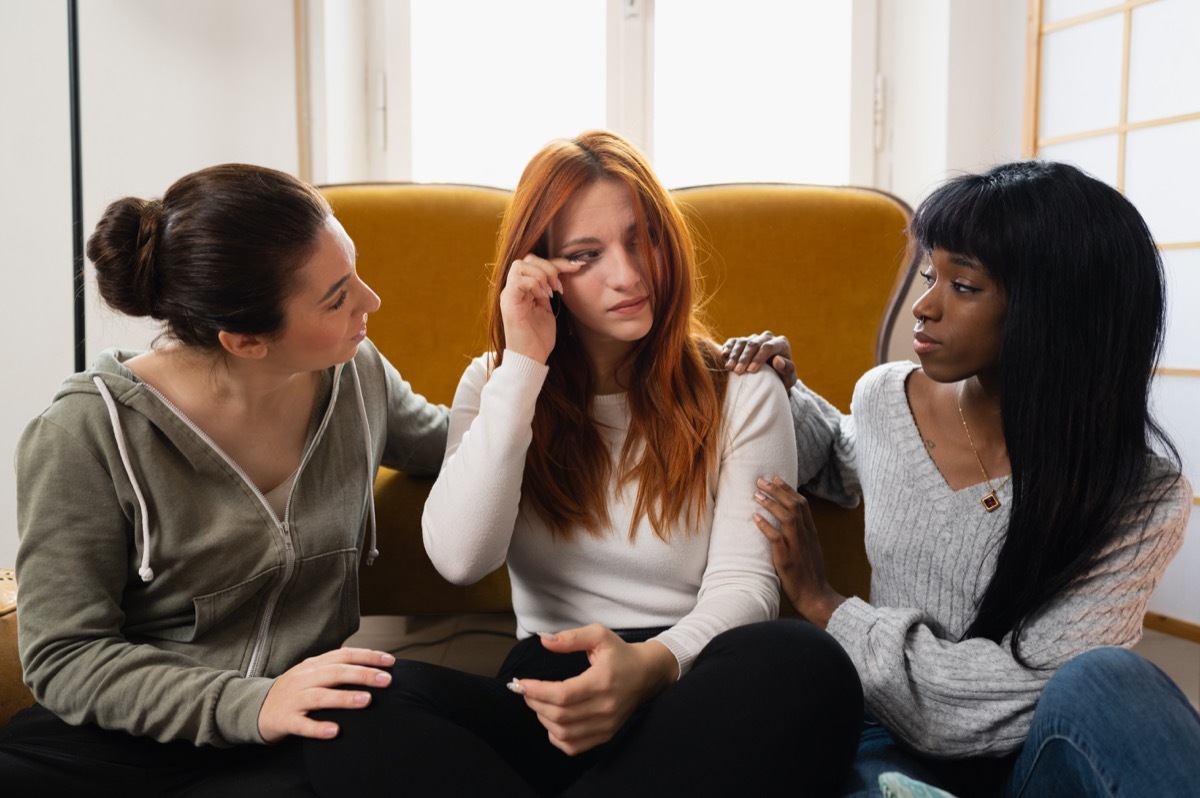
left=956, top=388, right=1011, bottom=512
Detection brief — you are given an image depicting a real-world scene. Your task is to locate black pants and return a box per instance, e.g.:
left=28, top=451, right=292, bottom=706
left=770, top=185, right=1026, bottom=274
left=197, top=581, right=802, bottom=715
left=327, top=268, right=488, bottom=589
left=0, top=704, right=313, bottom=797
left=305, top=619, right=863, bottom=797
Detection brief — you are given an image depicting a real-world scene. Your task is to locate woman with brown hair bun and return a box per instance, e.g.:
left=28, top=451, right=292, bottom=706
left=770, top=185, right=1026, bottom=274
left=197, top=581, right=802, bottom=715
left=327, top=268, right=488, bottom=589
left=0, top=163, right=448, bottom=794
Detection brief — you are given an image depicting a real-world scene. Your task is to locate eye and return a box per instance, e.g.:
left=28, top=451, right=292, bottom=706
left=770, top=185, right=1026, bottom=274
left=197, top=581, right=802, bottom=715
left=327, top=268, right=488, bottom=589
left=951, top=281, right=980, bottom=295
left=566, top=249, right=600, bottom=266
left=919, top=269, right=935, bottom=287
left=329, top=290, right=348, bottom=311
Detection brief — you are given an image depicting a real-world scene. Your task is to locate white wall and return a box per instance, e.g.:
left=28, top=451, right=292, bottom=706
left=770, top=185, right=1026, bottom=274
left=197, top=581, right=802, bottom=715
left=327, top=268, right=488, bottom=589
left=879, top=0, right=1027, bottom=361
left=78, top=0, right=301, bottom=360
left=0, top=0, right=300, bottom=569
left=0, top=2, right=76, bottom=570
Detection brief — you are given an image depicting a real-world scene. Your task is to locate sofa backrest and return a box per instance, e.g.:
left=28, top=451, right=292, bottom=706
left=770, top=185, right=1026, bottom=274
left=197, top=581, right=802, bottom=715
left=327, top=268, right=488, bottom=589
left=320, top=182, right=917, bottom=616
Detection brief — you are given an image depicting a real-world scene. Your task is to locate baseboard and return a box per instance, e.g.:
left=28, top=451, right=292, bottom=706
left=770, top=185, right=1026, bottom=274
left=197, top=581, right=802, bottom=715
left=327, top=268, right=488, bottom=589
left=1144, top=612, right=1200, bottom=643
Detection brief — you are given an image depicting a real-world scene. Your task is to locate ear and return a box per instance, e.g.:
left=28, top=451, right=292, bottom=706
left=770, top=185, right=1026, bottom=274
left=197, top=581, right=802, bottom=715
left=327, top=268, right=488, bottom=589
left=217, top=330, right=269, bottom=360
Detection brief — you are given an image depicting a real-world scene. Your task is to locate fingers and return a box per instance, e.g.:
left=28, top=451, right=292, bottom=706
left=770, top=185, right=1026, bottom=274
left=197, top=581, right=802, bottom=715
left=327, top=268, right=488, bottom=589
left=299, top=648, right=396, bottom=688
left=751, top=476, right=840, bottom=623
left=505, top=254, right=582, bottom=300
left=720, top=331, right=795, bottom=380
left=752, top=476, right=805, bottom=557
left=721, top=330, right=774, bottom=373
left=772, top=354, right=799, bottom=388
left=279, top=685, right=376, bottom=741
left=536, top=623, right=610, bottom=655
left=258, top=648, right=395, bottom=743
left=753, top=475, right=803, bottom=523
left=511, top=670, right=620, bottom=757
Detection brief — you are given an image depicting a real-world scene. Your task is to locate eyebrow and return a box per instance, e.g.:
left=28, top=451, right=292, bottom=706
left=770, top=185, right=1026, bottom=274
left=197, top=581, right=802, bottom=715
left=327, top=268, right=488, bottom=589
left=318, top=274, right=352, bottom=303
left=938, top=250, right=984, bottom=269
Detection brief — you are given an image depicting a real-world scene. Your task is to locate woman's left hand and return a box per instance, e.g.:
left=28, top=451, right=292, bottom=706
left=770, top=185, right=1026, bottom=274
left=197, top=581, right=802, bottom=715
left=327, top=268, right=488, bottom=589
left=753, top=476, right=847, bottom=628
left=507, top=624, right=678, bottom=756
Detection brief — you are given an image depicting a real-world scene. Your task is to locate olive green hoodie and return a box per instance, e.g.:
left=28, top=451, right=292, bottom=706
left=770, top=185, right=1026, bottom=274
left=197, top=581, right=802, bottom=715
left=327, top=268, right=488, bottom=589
left=15, top=339, right=447, bottom=746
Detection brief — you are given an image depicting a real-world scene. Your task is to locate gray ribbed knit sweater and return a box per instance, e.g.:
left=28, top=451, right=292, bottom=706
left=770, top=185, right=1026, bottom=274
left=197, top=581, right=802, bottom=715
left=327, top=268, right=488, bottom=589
left=790, top=361, right=1191, bottom=758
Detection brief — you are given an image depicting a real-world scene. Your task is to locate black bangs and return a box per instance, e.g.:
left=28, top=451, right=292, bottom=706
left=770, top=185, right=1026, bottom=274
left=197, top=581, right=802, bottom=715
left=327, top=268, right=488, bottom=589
left=909, top=161, right=1067, bottom=283
left=909, top=172, right=1004, bottom=270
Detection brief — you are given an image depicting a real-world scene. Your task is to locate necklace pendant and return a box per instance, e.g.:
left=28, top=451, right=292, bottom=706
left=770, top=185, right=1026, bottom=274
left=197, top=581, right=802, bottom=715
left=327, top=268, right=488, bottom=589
left=981, top=491, right=1001, bottom=512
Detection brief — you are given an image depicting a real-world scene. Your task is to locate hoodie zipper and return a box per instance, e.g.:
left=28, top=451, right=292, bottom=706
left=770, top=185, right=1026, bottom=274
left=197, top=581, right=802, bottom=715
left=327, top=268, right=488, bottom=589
left=138, top=368, right=343, bottom=678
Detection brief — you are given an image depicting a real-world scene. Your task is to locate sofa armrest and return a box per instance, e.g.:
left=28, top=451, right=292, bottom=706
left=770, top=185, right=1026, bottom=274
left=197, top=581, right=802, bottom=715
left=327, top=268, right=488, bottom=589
left=1, top=568, right=35, bottom=729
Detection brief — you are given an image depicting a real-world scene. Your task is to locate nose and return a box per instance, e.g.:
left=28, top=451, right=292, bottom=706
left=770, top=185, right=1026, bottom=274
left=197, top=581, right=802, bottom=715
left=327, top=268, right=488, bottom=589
left=608, top=246, right=645, bottom=290
left=359, top=276, right=382, bottom=314
left=912, top=282, right=940, bottom=322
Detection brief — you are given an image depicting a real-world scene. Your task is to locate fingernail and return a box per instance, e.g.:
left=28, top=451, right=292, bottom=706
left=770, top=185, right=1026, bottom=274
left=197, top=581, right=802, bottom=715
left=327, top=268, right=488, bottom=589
left=506, top=678, right=526, bottom=695
left=757, top=477, right=769, bottom=487
left=354, top=692, right=371, bottom=705
left=380, top=653, right=395, bottom=665
left=755, top=490, right=766, bottom=501
left=537, top=631, right=559, bottom=642
left=375, top=671, right=391, bottom=685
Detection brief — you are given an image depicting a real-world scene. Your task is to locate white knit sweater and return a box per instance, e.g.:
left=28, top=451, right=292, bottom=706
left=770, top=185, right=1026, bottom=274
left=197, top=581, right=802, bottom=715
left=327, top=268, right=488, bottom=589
left=422, top=350, right=797, bottom=676
left=791, top=360, right=1191, bottom=757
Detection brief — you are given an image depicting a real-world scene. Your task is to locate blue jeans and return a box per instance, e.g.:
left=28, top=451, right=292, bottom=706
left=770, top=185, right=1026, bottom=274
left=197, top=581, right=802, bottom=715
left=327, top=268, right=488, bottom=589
left=841, top=647, right=1200, bottom=797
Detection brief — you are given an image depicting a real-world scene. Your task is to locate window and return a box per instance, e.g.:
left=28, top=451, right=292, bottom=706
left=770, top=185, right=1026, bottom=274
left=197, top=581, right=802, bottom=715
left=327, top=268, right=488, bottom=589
left=1028, top=0, right=1200, bottom=626
left=408, top=0, right=607, bottom=186
left=308, top=0, right=868, bottom=189
left=653, top=0, right=853, bottom=187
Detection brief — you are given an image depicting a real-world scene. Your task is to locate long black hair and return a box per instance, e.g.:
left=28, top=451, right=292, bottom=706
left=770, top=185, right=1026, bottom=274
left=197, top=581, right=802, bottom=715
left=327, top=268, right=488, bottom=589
left=909, top=160, right=1178, bottom=662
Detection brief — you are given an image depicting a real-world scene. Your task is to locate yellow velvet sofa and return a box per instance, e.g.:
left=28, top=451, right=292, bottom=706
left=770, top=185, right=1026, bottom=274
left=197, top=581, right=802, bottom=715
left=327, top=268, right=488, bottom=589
left=0, top=181, right=917, bottom=730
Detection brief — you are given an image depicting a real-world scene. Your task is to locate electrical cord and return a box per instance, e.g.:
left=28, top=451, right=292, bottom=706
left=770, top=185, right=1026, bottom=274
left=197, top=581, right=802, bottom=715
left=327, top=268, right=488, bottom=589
left=388, top=627, right=513, bottom=656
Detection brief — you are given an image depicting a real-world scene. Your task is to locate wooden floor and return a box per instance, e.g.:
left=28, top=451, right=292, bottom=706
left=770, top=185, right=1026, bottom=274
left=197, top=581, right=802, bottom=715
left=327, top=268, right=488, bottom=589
left=1133, top=628, right=1200, bottom=710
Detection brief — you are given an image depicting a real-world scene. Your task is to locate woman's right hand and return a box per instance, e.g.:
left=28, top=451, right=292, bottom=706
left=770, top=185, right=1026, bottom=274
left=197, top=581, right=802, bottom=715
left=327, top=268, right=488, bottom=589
left=257, top=647, right=395, bottom=742
left=499, top=254, right=582, bottom=363
left=721, top=330, right=797, bottom=388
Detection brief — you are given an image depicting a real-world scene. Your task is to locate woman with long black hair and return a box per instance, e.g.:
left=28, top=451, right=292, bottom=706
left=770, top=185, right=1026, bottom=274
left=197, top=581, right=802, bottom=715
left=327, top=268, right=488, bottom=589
left=728, top=160, right=1200, bottom=796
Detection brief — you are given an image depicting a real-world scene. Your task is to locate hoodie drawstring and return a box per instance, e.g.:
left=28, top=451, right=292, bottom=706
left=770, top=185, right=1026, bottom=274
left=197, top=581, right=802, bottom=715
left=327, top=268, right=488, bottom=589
left=347, top=360, right=379, bottom=565
left=93, top=376, right=155, bottom=582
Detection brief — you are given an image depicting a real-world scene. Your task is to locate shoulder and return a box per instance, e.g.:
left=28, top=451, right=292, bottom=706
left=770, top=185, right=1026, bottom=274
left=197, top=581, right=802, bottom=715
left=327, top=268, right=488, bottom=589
left=1128, top=455, right=1193, bottom=527
left=33, top=351, right=144, bottom=430
left=726, top=366, right=790, bottom=411
left=18, top=360, right=147, bottom=475
left=851, top=360, right=918, bottom=416
left=1098, top=455, right=1193, bottom=567
left=722, top=368, right=793, bottom=440
left=857, top=360, right=917, bottom=395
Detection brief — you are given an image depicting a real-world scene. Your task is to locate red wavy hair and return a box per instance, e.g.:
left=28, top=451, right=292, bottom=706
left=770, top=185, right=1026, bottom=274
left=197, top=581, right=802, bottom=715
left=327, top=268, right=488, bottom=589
left=488, top=130, right=727, bottom=541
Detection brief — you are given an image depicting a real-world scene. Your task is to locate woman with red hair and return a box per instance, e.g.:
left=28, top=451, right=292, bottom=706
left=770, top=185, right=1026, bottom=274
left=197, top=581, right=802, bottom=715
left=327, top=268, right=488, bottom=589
left=303, top=130, right=863, bottom=795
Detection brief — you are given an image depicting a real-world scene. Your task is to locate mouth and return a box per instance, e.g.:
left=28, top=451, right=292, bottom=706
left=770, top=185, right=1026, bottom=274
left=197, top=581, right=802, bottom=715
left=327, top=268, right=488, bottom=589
left=912, top=332, right=940, bottom=355
left=609, top=296, right=648, bottom=314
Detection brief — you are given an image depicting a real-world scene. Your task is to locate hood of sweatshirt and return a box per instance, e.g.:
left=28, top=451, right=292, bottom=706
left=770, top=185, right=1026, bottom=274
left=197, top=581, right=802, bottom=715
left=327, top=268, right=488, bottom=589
left=51, top=349, right=379, bottom=585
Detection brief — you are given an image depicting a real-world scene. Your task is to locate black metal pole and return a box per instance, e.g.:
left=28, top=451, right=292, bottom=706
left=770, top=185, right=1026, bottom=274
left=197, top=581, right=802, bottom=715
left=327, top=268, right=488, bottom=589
left=67, top=0, right=85, bottom=372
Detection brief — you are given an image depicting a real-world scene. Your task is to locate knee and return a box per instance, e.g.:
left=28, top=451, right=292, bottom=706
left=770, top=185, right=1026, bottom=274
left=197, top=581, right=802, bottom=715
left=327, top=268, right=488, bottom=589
left=712, top=619, right=848, bottom=666
left=1054, top=646, right=1146, bottom=681
left=707, top=620, right=863, bottom=706
left=1043, top=647, right=1159, bottom=707
left=1036, top=646, right=1192, bottom=736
